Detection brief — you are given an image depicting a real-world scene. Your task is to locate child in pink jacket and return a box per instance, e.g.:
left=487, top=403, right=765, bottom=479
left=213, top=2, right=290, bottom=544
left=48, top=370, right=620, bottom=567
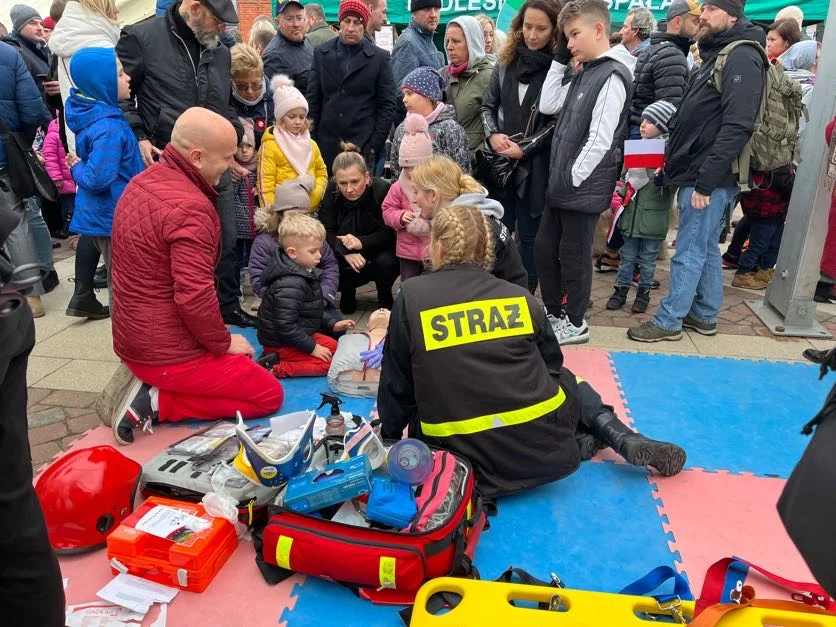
left=382, top=113, right=433, bottom=281
left=43, top=118, right=76, bottom=235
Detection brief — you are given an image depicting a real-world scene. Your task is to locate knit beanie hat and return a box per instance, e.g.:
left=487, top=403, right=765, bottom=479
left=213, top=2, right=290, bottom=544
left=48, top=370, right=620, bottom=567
left=410, top=0, right=442, bottom=12
left=338, top=0, right=370, bottom=27
left=642, top=100, right=677, bottom=135
left=42, top=16, right=56, bottom=30
left=240, top=118, right=255, bottom=147
left=274, top=175, right=315, bottom=212
left=399, top=113, right=433, bottom=167
left=10, top=4, right=41, bottom=32
left=702, top=0, right=745, bottom=19
left=402, top=66, right=443, bottom=103
left=271, top=74, right=308, bottom=122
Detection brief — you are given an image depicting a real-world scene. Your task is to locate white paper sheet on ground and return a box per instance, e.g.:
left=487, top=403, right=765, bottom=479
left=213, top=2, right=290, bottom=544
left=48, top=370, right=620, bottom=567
left=97, top=573, right=179, bottom=614
left=65, top=601, right=146, bottom=627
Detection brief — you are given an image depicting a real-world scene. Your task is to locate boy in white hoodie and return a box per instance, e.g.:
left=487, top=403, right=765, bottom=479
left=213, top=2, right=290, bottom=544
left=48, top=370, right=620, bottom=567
left=537, top=0, right=636, bottom=345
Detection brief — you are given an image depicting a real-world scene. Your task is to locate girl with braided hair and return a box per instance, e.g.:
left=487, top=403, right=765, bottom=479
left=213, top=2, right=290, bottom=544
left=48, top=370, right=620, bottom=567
left=377, top=204, right=686, bottom=499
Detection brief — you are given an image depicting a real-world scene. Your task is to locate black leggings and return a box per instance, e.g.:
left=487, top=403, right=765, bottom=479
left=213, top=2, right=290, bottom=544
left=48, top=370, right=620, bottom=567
left=73, top=235, right=101, bottom=287
left=339, top=250, right=400, bottom=308
left=535, top=208, right=598, bottom=326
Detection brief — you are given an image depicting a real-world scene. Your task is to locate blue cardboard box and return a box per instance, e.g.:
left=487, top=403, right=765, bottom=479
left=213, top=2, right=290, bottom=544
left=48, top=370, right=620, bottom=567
left=285, top=455, right=372, bottom=514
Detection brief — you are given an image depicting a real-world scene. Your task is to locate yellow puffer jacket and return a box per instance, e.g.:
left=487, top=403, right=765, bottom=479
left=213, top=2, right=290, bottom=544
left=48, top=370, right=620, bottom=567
left=257, top=126, right=328, bottom=209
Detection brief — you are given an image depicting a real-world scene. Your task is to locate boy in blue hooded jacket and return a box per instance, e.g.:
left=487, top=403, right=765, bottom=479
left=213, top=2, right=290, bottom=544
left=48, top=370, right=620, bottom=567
left=65, top=47, right=144, bottom=309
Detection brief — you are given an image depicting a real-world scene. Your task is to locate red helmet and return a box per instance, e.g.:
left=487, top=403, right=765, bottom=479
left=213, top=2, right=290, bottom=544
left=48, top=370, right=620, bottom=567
left=36, top=445, right=142, bottom=554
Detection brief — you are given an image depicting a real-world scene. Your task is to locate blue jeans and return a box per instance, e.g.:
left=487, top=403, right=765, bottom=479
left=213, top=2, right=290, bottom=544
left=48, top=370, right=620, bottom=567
left=736, top=218, right=783, bottom=274
left=654, top=186, right=737, bottom=330
left=24, top=197, right=55, bottom=273
left=616, top=235, right=662, bottom=288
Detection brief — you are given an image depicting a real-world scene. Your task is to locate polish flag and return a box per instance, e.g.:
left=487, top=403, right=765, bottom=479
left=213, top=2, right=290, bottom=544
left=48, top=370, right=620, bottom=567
left=623, top=138, right=666, bottom=169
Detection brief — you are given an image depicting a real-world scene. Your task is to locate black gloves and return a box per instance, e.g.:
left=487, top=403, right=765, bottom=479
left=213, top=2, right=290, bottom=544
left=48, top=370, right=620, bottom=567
left=554, top=31, right=572, bottom=65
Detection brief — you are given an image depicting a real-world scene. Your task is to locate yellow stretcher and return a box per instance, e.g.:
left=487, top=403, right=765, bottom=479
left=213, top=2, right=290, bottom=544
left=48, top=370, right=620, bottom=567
left=410, top=577, right=836, bottom=626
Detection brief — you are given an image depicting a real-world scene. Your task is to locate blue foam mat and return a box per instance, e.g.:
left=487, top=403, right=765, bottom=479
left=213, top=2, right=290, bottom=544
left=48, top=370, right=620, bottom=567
left=609, top=352, right=828, bottom=477
left=473, top=461, right=682, bottom=592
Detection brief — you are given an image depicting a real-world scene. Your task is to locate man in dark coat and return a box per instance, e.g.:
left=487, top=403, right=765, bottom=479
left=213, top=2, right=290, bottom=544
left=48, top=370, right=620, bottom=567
left=263, top=0, right=314, bottom=92
left=2, top=5, right=61, bottom=107
left=116, top=0, right=256, bottom=328
left=628, top=0, right=765, bottom=343
left=627, top=0, right=701, bottom=137
left=307, top=0, right=396, bottom=172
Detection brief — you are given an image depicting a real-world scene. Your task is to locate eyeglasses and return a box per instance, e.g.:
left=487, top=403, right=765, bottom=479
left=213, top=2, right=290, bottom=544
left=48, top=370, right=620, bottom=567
left=234, top=81, right=263, bottom=93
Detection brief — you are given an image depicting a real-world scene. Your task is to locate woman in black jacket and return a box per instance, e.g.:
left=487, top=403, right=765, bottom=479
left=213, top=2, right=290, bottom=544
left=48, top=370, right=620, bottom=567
left=480, top=0, right=562, bottom=294
left=318, top=143, right=398, bottom=314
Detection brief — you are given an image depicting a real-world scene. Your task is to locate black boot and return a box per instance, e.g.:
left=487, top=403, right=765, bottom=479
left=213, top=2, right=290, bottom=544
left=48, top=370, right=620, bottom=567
left=632, top=287, right=651, bottom=313
left=66, top=282, right=110, bottom=320
left=606, top=285, right=629, bottom=310
left=575, top=431, right=604, bottom=461
left=93, top=265, right=108, bottom=289
left=42, top=270, right=60, bottom=294
left=587, top=409, right=686, bottom=476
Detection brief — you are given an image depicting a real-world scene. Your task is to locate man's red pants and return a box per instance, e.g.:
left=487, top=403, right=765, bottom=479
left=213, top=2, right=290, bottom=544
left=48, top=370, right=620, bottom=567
left=264, top=333, right=337, bottom=378
left=125, top=353, right=284, bottom=422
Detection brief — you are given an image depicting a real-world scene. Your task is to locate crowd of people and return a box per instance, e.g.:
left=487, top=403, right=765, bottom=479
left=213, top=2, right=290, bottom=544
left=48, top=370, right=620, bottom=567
left=0, top=0, right=830, bottom=411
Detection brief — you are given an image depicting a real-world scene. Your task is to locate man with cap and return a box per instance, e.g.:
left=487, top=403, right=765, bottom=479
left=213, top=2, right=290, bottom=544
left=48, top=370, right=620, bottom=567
left=391, top=0, right=442, bottom=97
left=263, top=0, right=314, bottom=93
left=116, top=1, right=256, bottom=329
left=628, top=0, right=766, bottom=343
left=627, top=0, right=701, bottom=139
left=307, top=0, right=397, bottom=171
left=2, top=5, right=61, bottom=103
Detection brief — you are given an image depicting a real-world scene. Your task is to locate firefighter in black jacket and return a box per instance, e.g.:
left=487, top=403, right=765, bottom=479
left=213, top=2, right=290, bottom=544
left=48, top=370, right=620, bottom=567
left=378, top=205, right=686, bottom=499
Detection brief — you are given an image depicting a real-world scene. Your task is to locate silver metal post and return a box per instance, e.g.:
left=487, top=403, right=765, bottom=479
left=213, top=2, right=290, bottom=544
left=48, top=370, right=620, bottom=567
left=747, top=6, right=836, bottom=338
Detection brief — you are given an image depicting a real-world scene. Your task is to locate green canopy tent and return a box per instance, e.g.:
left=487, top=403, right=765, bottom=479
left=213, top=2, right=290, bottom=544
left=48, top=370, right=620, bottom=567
left=294, top=0, right=829, bottom=29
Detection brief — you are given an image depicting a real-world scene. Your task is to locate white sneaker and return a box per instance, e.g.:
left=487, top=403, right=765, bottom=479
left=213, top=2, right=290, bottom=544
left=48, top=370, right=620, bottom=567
left=558, top=318, right=590, bottom=345
left=545, top=308, right=565, bottom=337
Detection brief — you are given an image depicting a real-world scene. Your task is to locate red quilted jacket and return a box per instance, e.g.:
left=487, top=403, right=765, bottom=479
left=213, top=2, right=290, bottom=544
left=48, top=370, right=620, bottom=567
left=111, top=144, right=231, bottom=365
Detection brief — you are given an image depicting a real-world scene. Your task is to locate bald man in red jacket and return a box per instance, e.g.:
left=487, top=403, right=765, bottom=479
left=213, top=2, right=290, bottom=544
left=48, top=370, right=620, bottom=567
left=109, top=107, right=283, bottom=445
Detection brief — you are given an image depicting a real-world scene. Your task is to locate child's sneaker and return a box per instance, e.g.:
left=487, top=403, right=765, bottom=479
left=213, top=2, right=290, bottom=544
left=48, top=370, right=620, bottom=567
left=631, top=287, right=651, bottom=313
left=557, top=318, right=590, bottom=345
left=606, top=285, right=629, bottom=310
left=112, top=377, right=158, bottom=445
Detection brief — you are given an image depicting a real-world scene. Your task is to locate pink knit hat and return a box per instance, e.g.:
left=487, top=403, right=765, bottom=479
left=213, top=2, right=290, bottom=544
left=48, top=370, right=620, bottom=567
left=271, top=74, right=308, bottom=122
left=398, top=113, right=433, bottom=168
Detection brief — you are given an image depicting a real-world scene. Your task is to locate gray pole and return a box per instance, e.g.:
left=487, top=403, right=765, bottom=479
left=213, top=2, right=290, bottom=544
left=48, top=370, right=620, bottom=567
left=747, top=5, right=836, bottom=338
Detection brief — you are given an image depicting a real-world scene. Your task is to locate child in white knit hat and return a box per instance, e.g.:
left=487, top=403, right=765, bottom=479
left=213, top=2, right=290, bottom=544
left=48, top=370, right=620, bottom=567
left=258, top=74, right=328, bottom=209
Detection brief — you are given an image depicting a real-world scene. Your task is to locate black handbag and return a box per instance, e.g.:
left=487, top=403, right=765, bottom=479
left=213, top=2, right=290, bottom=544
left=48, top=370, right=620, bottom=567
left=0, top=118, right=58, bottom=202
left=476, top=87, right=551, bottom=196
left=777, top=349, right=836, bottom=598
left=474, top=144, right=517, bottom=194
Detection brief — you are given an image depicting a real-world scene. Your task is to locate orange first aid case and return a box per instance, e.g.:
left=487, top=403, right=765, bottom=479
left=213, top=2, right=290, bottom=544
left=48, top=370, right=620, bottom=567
left=106, top=496, right=237, bottom=592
